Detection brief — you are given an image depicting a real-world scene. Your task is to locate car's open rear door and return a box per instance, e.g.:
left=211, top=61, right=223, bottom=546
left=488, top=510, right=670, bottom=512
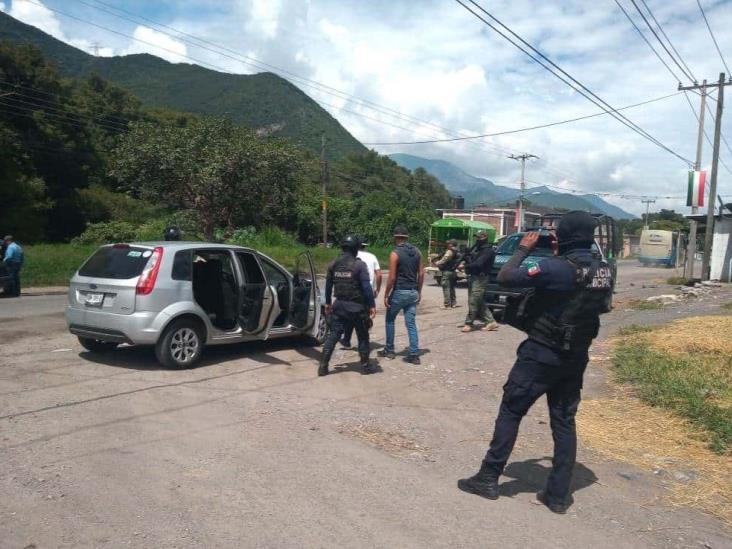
left=235, top=251, right=279, bottom=339
left=290, top=251, right=317, bottom=331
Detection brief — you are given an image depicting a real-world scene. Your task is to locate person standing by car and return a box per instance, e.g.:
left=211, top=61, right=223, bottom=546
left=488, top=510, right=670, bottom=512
left=2, top=235, right=24, bottom=298
left=340, top=238, right=382, bottom=349
left=434, top=239, right=460, bottom=309
left=379, top=225, right=424, bottom=365
left=458, top=230, right=497, bottom=332
left=319, top=235, right=377, bottom=376
left=457, top=211, right=613, bottom=514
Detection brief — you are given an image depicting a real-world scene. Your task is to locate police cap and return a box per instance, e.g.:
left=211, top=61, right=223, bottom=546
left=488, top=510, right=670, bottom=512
left=556, top=211, right=597, bottom=244
left=393, top=225, right=409, bottom=237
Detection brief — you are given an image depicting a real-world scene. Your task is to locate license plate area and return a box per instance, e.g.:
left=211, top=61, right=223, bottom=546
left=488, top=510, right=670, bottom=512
left=85, top=292, right=104, bottom=307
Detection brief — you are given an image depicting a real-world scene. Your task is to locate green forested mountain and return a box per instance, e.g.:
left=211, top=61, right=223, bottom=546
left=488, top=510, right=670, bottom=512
left=390, top=153, right=636, bottom=219
left=0, top=11, right=365, bottom=159
left=0, top=39, right=448, bottom=244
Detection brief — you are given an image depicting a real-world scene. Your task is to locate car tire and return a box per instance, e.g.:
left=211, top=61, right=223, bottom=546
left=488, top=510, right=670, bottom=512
left=78, top=337, right=118, bottom=353
left=155, top=318, right=204, bottom=369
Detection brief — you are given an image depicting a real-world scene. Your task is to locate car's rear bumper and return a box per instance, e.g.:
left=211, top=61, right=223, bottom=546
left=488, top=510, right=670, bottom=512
left=66, top=306, right=165, bottom=345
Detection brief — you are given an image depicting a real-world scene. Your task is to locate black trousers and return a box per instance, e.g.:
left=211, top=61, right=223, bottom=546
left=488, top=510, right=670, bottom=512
left=322, top=310, right=370, bottom=363
left=482, top=338, right=589, bottom=502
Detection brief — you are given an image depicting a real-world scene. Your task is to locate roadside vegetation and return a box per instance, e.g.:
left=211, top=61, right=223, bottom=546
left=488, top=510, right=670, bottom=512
left=579, top=315, right=732, bottom=522
left=623, top=299, right=664, bottom=310
left=666, top=276, right=690, bottom=286
left=613, top=317, right=732, bottom=455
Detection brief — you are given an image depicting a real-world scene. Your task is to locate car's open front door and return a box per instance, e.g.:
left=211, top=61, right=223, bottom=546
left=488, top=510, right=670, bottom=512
left=290, top=251, right=317, bottom=331
left=235, top=251, right=279, bottom=339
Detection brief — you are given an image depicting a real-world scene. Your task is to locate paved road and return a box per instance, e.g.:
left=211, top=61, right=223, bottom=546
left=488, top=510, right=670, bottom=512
left=1, top=261, right=730, bottom=548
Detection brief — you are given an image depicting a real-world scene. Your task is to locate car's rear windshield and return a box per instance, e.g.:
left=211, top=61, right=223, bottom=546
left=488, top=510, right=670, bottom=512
left=78, top=246, right=151, bottom=279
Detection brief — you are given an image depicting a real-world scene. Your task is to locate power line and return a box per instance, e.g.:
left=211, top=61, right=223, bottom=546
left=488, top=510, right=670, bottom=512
left=628, top=0, right=695, bottom=83
left=455, top=0, right=694, bottom=165
left=637, top=0, right=696, bottom=81
left=73, top=0, right=492, bottom=149
left=696, top=0, right=731, bottom=76
left=613, top=0, right=683, bottom=83
left=363, top=92, right=681, bottom=145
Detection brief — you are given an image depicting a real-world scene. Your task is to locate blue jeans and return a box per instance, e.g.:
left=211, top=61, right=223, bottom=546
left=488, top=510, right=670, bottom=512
left=385, top=289, right=419, bottom=356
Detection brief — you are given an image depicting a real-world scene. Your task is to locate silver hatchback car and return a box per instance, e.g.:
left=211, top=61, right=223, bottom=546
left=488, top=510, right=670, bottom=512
left=66, top=242, right=325, bottom=368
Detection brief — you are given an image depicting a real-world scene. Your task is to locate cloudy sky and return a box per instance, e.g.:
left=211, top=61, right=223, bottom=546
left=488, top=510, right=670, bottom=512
left=2, top=0, right=732, bottom=214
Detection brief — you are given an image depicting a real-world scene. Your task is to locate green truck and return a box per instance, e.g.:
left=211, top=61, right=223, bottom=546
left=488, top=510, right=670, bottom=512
left=426, top=218, right=497, bottom=285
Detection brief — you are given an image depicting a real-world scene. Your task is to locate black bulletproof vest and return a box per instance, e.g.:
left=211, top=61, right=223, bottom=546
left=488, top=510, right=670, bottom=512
left=332, top=254, right=364, bottom=303
left=438, top=249, right=460, bottom=271
left=526, top=255, right=613, bottom=351
left=394, top=243, right=420, bottom=290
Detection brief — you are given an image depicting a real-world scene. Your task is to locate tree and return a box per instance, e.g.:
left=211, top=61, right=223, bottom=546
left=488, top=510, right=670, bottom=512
left=110, top=117, right=304, bottom=240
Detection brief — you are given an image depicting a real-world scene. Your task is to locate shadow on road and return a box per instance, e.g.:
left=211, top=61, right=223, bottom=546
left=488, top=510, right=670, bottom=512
left=499, top=457, right=598, bottom=498
left=78, top=336, right=326, bottom=371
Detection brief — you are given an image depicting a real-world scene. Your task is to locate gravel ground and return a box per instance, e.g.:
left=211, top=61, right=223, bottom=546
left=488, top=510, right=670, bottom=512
left=1, top=260, right=731, bottom=548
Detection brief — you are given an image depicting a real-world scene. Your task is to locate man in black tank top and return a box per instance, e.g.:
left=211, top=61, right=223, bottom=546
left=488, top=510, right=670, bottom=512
left=379, top=225, right=424, bottom=364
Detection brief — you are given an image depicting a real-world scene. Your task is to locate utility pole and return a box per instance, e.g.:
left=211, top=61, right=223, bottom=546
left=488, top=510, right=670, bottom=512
left=641, top=199, right=656, bottom=228
left=684, top=80, right=706, bottom=279
left=680, top=73, right=731, bottom=280
left=320, top=134, right=328, bottom=247
left=508, top=153, right=538, bottom=231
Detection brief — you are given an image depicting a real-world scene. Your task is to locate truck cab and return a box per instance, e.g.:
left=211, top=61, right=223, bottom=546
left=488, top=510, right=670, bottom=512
left=426, top=218, right=497, bottom=285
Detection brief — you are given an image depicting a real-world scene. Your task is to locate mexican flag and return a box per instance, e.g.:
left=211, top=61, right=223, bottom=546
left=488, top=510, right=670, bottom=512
left=687, top=170, right=706, bottom=207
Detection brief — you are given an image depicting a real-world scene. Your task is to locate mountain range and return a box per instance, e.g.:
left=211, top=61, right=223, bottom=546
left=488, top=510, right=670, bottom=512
left=389, top=154, right=636, bottom=219
left=0, top=11, right=365, bottom=159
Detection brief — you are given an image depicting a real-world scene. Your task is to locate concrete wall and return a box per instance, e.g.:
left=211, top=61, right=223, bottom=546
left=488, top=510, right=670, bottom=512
left=710, top=218, right=732, bottom=281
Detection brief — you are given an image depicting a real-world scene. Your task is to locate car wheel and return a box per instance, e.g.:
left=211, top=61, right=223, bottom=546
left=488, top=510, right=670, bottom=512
left=155, top=319, right=204, bottom=369
left=78, top=337, right=118, bottom=353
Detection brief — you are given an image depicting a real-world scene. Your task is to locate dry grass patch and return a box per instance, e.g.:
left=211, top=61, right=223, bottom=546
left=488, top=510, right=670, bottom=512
left=338, top=423, right=430, bottom=458
left=640, top=316, right=732, bottom=357
left=579, top=396, right=732, bottom=523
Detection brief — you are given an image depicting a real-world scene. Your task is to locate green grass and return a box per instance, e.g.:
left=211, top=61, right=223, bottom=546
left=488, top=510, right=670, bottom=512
left=21, top=243, right=402, bottom=288
left=616, top=324, right=654, bottom=336
left=613, top=341, right=732, bottom=454
left=626, top=299, right=664, bottom=310
left=23, top=244, right=98, bottom=287
left=722, top=302, right=732, bottom=311
left=666, top=276, right=690, bottom=286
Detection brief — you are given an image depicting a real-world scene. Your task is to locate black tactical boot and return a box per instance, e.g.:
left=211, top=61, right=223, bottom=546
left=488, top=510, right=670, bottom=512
left=360, top=352, right=376, bottom=374
left=457, top=462, right=499, bottom=500
left=318, top=360, right=329, bottom=377
left=536, top=491, right=569, bottom=514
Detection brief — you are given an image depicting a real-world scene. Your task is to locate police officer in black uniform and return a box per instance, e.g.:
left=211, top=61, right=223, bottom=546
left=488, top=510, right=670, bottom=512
left=457, top=211, right=613, bottom=514
left=319, top=235, right=377, bottom=377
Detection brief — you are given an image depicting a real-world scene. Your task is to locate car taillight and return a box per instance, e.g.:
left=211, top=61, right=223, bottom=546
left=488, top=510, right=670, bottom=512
left=136, top=247, right=163, bottom=295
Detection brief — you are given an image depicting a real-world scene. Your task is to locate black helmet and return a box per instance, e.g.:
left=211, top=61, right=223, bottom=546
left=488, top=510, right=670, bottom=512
left=556, top=211, right=597, bottom=247
left=341, top=234, right=361, bottom=252
left=164, top=226, right=182, bottom=241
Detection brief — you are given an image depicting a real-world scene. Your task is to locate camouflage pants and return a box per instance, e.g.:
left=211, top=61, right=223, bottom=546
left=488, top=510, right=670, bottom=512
left=441, top=270, right=457, bottom=306
left=465, top=273, right=494, bottom=325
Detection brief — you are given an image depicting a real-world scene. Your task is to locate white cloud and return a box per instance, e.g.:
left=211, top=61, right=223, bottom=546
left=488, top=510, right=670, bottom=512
left=9, top=0, right=64, bottom=39
left=123, top=26, right=188, bottom=64
left=248, top=0, right=283, bottom=39
left=0, top=2, right=6, bottom=12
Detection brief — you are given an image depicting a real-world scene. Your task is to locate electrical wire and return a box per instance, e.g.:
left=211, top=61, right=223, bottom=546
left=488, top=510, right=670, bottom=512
left=696, top=0, right=731, bottom=76
left=638, top=0, right=697, bottom=81
left=456, top=0, right=693, bottom=165
left=628, top=0, right=695, bottom=82
left=613, top=0, right=683, bottom=83
left=363, top=92, right=681, bottom=145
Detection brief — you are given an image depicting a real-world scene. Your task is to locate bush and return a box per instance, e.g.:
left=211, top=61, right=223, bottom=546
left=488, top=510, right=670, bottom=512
left=72, top=221, right=138, bottom=244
